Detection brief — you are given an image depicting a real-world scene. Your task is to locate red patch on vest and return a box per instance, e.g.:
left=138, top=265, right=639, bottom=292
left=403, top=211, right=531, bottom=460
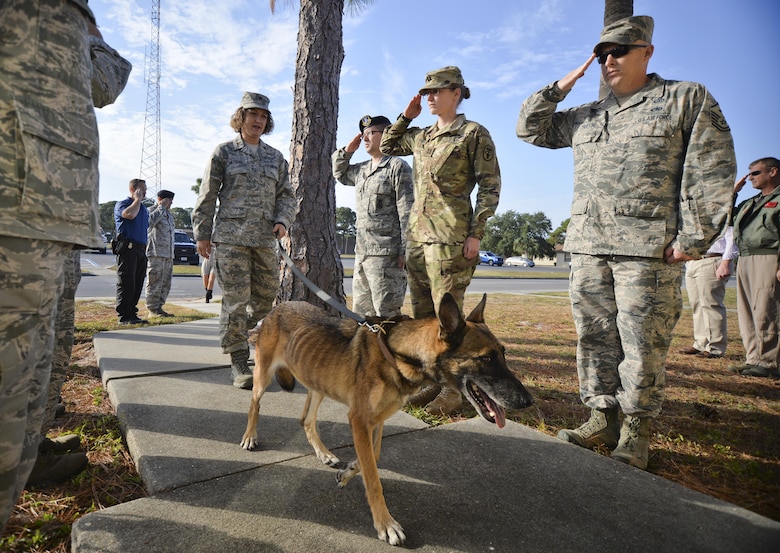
left=764, top=202, right=778, bottom=208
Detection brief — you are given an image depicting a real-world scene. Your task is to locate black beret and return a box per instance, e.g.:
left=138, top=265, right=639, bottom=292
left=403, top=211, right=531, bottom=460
left=359, top=115, right=391, bottom=134
left=157, top=189, right=175, bottom=200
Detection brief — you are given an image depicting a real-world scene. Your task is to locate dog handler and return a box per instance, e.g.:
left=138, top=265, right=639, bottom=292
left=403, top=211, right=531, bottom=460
left=192, top=92, right=296, bottom=389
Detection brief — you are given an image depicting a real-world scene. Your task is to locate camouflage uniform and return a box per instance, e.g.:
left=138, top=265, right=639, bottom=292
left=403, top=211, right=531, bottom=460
left=332, top=147, right=413, bottom=317
left=0, top=0, right=130, bottom=529
left=516, top=74, right=736, bottom=417
left=145, top=202, right=175, bottom=313
left=42, top=250, right=81, bottom=437
left=192, top=135, right=296, bottom=354
left=380, top=114, right=500, bottom=317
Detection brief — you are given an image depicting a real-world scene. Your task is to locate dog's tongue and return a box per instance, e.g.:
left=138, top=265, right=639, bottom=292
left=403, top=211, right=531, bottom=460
left=485, top=396, right=506, bottom=429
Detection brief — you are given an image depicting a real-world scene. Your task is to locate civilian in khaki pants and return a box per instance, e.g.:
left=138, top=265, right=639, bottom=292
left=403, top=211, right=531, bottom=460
left=680, top=227, right=737, bottom=359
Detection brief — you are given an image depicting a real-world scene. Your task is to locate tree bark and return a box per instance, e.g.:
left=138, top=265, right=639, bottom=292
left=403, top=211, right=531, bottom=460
left=279, top=0, right=346, bottom=313
left=599, top=0, right=634, bottom=98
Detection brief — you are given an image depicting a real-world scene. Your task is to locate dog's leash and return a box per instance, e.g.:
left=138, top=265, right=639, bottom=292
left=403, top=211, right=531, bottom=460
left=277, top=240, right=399, bottom=368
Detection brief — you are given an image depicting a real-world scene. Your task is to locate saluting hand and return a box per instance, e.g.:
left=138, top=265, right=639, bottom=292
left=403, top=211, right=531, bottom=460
left=404, top=94, right=423, bottom=120
left=558, top=53, right=597, bottom=93
left=345, top=133, right=362, bottom=153
left=734, top=173, right=749, bottom=194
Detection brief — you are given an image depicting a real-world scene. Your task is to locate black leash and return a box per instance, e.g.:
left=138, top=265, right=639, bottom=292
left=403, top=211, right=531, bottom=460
left=277, top=240, right=399, bottom=368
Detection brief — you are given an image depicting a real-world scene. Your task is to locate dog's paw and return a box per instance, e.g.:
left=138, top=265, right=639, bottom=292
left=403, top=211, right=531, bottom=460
left=316, top=451, right=341, bottom=467
left=377, top=518, right=406, bottom=546
left=239, top=436, right=257, bottom=450
left=336, top=461, right=359, bottom=488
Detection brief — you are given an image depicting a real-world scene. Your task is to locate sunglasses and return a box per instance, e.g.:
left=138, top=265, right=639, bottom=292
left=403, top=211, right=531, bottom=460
left=748, top=170, right=765, bottom=176
left=596, top=44, right=649, bottom=64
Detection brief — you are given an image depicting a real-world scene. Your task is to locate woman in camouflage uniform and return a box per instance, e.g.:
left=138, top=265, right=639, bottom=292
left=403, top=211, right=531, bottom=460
left=192, top=92, right=296, bottom=389
left=381, top=66, right=501, bottom=415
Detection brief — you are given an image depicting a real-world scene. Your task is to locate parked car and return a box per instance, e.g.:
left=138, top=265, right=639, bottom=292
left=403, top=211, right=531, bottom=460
left=505, top=256, right=535, bottom=267
left=174, top=230, right=200, bottom=265
left=87, top=227, right=108, bottom=254
left=478, top=251, right=503, bottom=266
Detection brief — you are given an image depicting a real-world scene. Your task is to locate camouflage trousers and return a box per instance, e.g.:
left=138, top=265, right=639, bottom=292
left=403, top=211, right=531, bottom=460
left=405, top=241, right=479, bottom=318
left=352, top=254, right=407, bottom=318
left=215, top=244, right=279, bottom=354
left=41, top=249, right=81, bottom=437
left=145, top=256, right=173, bottom=312
left=569, top=253, right=683, bottom=418
left=0, top=237, right=70, bottom=530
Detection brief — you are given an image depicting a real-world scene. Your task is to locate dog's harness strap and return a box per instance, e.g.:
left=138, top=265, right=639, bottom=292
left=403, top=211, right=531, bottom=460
left=376, top=332, right=398, bottom=370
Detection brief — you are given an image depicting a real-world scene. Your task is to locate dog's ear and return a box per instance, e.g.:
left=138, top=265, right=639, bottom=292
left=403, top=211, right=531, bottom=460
left=466, top=294, right=487, bottom=324
left=438, top=293, right=466, bottom=345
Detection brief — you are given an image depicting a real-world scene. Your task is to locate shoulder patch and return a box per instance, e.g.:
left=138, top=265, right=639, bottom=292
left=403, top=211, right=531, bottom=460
left=482, top=144, right=495, bottom=162
left=709, top=103, right=730, bottom=132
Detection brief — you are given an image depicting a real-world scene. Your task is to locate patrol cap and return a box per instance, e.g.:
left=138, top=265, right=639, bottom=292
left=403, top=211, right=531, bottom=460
left=594, top=15, right=654, bottom=52
left=239, top=91, right=271, bottom=113
left=157, top=189, right=175, bottom=200
left=419, top=66, right=471, bottom=98
left=359, top=115, right=391, bottom=134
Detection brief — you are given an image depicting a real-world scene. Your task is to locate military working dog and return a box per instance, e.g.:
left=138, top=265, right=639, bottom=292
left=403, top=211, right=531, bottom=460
left=240, top=293, right=533, bottom=546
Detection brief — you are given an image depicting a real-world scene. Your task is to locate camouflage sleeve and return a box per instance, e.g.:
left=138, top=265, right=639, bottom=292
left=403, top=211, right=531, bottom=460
left=89, top=35, right=132, bottom=108
left=192, top=146, right=224, bottom=242
left=670, top=85, right=736, bottom=256
left=147, top=203, right=165, bottom=227
left=470, top=126, right=501, bottom=240
left=380, top=116, right=418, bottom=157
left=393, top=158, right=414, bottom=254
left=515, top=82, right=577, bottom=149
left=273, top=156, right=296, bottom=231
left=332, top=147, right=358, bottom=187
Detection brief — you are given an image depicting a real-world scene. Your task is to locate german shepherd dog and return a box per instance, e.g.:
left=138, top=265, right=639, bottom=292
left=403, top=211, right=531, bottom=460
left=240, top=293, right=533, bottom=546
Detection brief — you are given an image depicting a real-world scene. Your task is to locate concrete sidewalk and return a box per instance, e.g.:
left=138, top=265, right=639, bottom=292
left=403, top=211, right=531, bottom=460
left=71, top=302, right=780, bottom=552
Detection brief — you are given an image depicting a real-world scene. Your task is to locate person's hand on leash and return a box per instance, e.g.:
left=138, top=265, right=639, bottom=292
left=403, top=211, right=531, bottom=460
left=273, top=223, right=287, bottom=239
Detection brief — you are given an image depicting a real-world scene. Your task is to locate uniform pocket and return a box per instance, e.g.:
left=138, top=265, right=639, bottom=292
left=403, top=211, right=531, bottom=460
left=13, top=98, right=98, bottom=224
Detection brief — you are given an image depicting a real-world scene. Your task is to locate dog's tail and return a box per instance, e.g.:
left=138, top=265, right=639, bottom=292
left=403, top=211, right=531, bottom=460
left=276, top=367, right=296, bottom=391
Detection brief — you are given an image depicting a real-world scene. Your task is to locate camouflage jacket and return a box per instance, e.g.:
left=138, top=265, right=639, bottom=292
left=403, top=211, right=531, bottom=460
left=332, top=149, right=414, bottom=256
left=192, top=136, right=296, bottom=248
left=380, top=114, right=501, bottom=244
left=0, top=0, right=131, bottom=248
left=516, top=74, right=736, bottom=258
left=146, top=205, right=175, bottom=258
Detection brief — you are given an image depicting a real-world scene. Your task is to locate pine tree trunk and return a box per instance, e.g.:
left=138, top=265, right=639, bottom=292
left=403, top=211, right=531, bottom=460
left=279, top=0, right=346, bottom=313
left=599, top=0, right=634, bottom=99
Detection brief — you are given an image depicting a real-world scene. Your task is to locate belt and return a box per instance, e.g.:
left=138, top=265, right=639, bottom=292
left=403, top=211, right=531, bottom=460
left=702, top=253, right=722, bottom=258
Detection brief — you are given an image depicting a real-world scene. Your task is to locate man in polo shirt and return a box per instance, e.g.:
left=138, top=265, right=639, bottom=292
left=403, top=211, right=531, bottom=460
left=114, top=178, right=149, bottom=325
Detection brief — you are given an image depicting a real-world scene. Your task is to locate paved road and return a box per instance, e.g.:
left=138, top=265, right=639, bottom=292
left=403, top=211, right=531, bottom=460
left=77, top=252, right=572, bottom=299
left=77, top=252, right=734, bottom=300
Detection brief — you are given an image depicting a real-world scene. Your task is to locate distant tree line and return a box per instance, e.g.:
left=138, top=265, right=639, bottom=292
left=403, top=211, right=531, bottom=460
left=333, top=205, right=569, bottom=260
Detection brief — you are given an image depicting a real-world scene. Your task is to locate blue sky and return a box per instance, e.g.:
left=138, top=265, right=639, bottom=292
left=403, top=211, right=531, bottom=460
left=90, top=0, right=780, bottom=229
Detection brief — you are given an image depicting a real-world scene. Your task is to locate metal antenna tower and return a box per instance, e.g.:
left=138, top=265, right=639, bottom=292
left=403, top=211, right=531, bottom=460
left=140, top=0, right=161, bottom=193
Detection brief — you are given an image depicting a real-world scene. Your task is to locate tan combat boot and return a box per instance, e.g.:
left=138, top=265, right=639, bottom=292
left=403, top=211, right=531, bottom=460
left=611, top=415, right=651, bottom=469
left=557, top=408, right=620, bottom=449
left=424, top=384, right=462, bottom=415
left=407, top=384, right=442, bottom=408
